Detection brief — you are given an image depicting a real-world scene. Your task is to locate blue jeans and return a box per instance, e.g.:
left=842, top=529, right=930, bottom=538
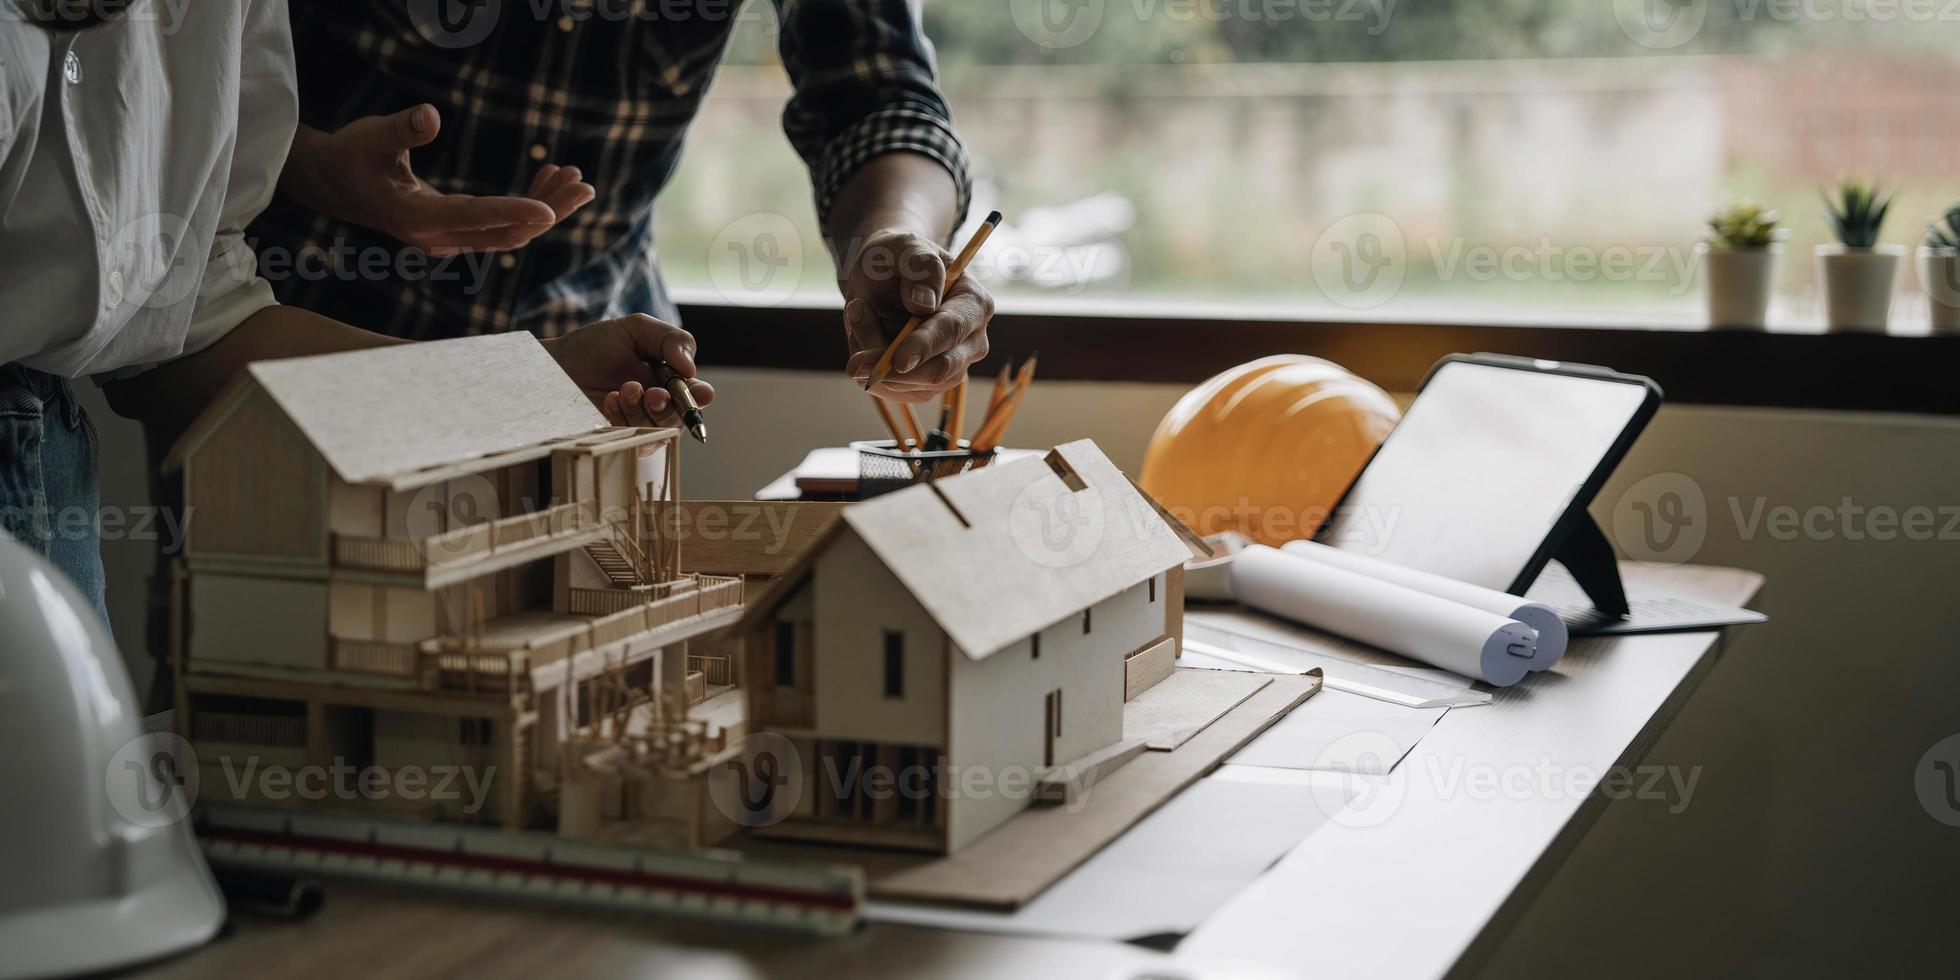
left=0, top=365, right=108, bottom=624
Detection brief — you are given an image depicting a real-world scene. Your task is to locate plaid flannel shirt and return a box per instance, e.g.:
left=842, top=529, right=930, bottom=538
left=247, top=0, right=972, bottom=339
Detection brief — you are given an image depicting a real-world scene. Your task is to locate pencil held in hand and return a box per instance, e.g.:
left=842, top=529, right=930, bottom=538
left=864, top=211, right=1002, bottom=392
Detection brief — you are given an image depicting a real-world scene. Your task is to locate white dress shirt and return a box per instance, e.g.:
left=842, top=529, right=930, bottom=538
left=0, top=0, right=295, bottom=378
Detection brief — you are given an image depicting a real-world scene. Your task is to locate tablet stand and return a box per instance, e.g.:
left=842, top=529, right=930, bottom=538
left=1550, top=514, right=1629, bottom=618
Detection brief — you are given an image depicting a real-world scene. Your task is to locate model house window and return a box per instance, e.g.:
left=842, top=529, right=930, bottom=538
left=1083, top=608, right=1092, bottom=634
left=774, top=620, right=796, bottom=686
left=1031, top=633, right=1040, bottom=660
left=1149, top=577, right=1157, bottom=603
left=883, top=631, right=905, bottom=699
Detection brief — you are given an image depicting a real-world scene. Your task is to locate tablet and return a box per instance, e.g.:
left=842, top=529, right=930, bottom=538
left=1314, top=354, right=1660, bottom=596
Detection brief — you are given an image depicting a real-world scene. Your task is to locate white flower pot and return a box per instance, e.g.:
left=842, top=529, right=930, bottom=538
left=1816, top=244, right=1902, bottom=333
left=1700, top=244, right=1778, bottom=329
left=1916, top=247, right=1960, bottom=332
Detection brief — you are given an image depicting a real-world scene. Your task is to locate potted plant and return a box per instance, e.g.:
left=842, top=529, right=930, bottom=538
left=1918, top=203, right=1960, bottom=332
left=1699, top=202, right=1783, bottom=328
left=1816, top=179, right=1901, bottom=332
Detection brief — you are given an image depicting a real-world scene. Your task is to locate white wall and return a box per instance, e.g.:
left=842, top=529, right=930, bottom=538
left=808, top=530, right=947, bottom=748
left=946, top=580, right=1154, bottom=851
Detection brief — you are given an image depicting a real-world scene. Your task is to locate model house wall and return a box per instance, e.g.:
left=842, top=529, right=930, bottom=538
left=809, top=532, right=949, bottom=748
left=189, top=574, right=328, bottom=671
left=183, top=387, right=327, bottom=563
left=946, top=576, right=1162, bottom=850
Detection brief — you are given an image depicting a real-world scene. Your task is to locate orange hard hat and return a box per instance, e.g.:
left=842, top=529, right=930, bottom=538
left=1139, top=355, right=1400, bottom=547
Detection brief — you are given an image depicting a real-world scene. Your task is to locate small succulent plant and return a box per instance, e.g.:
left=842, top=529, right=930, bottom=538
left=1821, top=179, right=1893, bottom=249
left=1705, top=202, right=1783, bottom=250
left=1925, top=203, right=1960, bottom=251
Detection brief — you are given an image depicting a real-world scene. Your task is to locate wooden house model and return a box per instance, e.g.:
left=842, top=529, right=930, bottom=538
left=735, top=440, right=1193, bottom=853
left=163, top=334, right=744, bottom=829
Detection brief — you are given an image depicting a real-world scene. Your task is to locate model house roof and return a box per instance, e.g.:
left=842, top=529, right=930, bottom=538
left=164, top=334, right=610, bottom=488
left=748, top=440, right=1195, bottom=661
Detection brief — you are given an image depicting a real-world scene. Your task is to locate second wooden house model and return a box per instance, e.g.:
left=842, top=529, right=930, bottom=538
left=163, top=334, right=743, bottom=829
left=734, top=440, right=1196, bottom=852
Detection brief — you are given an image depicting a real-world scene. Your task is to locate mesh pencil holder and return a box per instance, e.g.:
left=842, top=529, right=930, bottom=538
left=853, top=440, right=998, bottom=499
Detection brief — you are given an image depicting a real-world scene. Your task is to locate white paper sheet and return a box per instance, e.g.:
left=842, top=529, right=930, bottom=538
left=1280, top=539, right=1569, bottom=670
left=1229, top=545, right=1538, bottom=686
left=1224, top=688, right=1449, bottom=775
left=1187, top=606, right=1476, bottom=683
left=867, top=771, right=1357, bottom=942
left=1180, top=624, right=1491, bottom=709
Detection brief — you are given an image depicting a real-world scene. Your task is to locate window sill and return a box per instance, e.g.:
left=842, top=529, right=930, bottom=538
left=674, top=292, right=1960, bottom=416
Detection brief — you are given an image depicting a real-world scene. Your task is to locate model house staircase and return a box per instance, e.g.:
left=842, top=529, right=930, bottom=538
left=584, top=539, right=642, bottom=588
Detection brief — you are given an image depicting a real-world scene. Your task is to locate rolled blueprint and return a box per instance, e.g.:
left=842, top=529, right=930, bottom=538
left=1279, top=539, right=1568, bottom=671
left=1229, top=545, right=1538, bottom=686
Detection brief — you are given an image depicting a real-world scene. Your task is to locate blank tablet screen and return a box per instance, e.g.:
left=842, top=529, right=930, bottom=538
left=1314, top=358, right=1653, bottom=593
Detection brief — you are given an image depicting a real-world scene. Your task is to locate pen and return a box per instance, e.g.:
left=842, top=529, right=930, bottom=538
left=653, top=361, right=709, bottom=444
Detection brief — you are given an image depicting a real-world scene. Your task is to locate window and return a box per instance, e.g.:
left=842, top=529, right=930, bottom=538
left=883, top=631, right=905, bottom=698
left=774, top=620, right=796, bottom=687
left=1031, top=632, right=1040, bottom=659
left=1082, top=607, right=1092, bottom=635
left=1149, top=576, right=1157, bottom=603
left=657, top=8, right=1958, bottom=328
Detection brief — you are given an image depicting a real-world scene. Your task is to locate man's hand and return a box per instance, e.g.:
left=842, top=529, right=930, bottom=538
left=839, top=229, right=994, bottom=404
left=540, top=314, right=716, bottom=427
left=283, top=104, right=596, bottom=257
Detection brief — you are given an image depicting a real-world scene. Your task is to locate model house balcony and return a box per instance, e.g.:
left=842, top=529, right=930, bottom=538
left=331, top=502, right=599, bottom=580
left=327, top=637, right=433, bottom=685
left=411, top=574, right=745, bottom=700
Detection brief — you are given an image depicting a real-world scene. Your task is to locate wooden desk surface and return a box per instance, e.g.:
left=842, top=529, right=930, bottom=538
left=141, top=563, right=1760, bottom=980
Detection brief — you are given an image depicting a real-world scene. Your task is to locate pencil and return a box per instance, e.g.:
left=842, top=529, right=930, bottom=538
left=986, top=363, right=1012, bottom=416
left=969, top=387, right=1025, bottom=454
left=971, top=356, right=1037, bottom=453
left=897, top=402, right=925, bottom=450
left=974, top=354, right=1036, bottom=442
left=864, top=211, right=1002, bottom=392
left=870, top=395, right=906, bottom=447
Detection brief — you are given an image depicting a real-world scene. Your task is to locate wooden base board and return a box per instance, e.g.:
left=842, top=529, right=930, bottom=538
left=738, top=667, right=1320, bottom=910
left=1124, top=667, right=1271, bottom=751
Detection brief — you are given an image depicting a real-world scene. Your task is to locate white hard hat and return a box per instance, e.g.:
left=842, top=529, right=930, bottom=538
left=0, top=534, right=224, bottom=977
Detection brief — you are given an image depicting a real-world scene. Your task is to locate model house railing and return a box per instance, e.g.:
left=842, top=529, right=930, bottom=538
left=331, top=535, right=424, bottom=572
left=421, top=502, right=588, bottom=566
left=565, top=575, right=692, bottom=616
left=424, top=574, right=745, bottom=698
left=429, top=650, right=531, bottom=697
left=330, top=637, right=425, bottom=679
left=696, top=576, right=744, bottom=614
left=686, top=654, right=734, bottom=687
left=332, top=502, right=591, bottom=573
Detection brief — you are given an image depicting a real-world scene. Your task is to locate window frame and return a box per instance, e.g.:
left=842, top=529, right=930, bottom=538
left=674, top=294, right=1959, bottom=416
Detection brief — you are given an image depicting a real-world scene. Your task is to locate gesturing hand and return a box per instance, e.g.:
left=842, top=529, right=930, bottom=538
left=840, top=229, right=995, bottom=403
left=541, top=314, right=716, bottom=428
left=287, top=103, right=596, bottom=257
